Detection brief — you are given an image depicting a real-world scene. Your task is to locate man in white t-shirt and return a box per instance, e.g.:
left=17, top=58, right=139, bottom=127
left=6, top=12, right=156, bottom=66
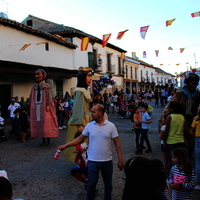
left=57, top=104, right=124, bottom=200
left=8, top=98, right=20, bottom=118
left=7, top=98, right=21, bottom=136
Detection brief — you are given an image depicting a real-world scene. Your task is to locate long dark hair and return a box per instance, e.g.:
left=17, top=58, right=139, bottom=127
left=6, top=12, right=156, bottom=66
left=76, top=67, right=93, bottom=89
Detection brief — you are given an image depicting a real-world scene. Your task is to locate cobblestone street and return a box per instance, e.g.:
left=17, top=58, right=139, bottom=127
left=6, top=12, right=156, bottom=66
left=0, top=100, right=199, bottom=199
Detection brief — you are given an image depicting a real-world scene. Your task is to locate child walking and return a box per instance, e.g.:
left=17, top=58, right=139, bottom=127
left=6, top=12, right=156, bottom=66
left=191, top=105, right=200, bottom=190
left=136, top=103, right=152, bottom=154
left=133, top=107, right=142, bottom=150
left=168, top=148, right=197, bottom=200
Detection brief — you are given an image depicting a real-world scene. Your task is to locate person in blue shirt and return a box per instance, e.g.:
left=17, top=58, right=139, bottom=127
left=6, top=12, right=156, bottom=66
left=136, top=103, right=152, bottom=154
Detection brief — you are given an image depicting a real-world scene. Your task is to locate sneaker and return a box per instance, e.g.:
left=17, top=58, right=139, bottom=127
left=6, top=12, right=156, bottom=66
left=194, top=185, right=200, bottom=190
left=145, top=149, right=152, bottom=153
left=59, top=127, right=63, bottom=130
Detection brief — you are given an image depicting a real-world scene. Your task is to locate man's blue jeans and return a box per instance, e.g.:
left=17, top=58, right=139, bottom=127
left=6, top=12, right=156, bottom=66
left=87, top=160, right=113, bottom=200
left=195, top=137, right=200, bottom=184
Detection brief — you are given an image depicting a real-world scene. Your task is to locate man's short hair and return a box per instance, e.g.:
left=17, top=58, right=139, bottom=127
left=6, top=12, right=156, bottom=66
left=95, top=104, right=105, bottom=115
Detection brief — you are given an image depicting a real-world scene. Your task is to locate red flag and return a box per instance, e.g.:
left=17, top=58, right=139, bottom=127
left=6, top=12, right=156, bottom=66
left=180, top=48, right=185, bottom=53
left=143, top=51, right=147, bottom=58
left=80, top=37, right=90, bottom=51
left=191, top=11, right=200, bottom=17
left=155, top=50, right=159, bottom=57
left=121, top=52, right=126, bottom=59
left=116, top=30, right=128, bottom=40
left=19, top=44, right=31, bottom=51
left=54, top=34, right=67, bottom=41
left=102, top=34, right=111, bottom=47
left=140, top=26, right=149, bottom=39
left=166, top=19, right=176, bottom=27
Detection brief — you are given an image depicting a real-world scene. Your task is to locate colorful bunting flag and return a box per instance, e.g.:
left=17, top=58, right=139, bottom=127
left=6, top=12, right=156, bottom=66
left=80, top=37, right=90, bottom=51
left=97, top=54, right=101, bottom=58
left=37, top=42, right=47, bottom=45
left=143, top=51, right=147, bottom=58
left=54, top=34, right=67, bottom=41
left=166, top=19, right=176, bottom=27
left=140, top=26, right=149, bottom=39
left=155, top=50, right=159, bottom=57
left=120, top=52, right=126, bottom=59
left=19, top=44, right=31, bottom=51
left=116, top=29, right=128, bottom=40
left=102, top=34, right=111, bottom=47
left=168, top=46, right=173, bottom=50
left=180, top=48, right=185, bottom=53
left=191, top=11, right=200, bottom=17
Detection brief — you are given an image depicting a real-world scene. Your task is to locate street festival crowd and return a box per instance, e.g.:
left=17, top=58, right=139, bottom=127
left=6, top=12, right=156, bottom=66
left=0, top=69, right=200, bottom=200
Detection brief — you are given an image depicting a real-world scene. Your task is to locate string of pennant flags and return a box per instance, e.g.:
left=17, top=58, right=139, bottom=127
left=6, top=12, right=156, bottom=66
left=18, top=11, right=200, bottom=61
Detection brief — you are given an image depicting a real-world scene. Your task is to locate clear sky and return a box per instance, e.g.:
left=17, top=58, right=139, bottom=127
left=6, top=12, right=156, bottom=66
left=1, top=0, right=200, bottom=75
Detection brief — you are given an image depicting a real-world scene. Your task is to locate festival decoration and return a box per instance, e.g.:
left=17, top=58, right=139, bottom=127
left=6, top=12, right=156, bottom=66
left=102, top=34, right=111, bottom=47
left=37, top=42, right=48, bottom=45
left=54, top=34, right=67, bottom=41
left=93, top=74, right=115, bottom=94
left=116, top=29, right=128, bottom=40
left=168, top=46, right=173, bottom=50
left=143, top=51, right=147, bottom=58
left=80, top=37, right=90, bottom=51
left=140, top=26, right=149, bottom=39
left=121, top=52, right=126, bottom=59
left=155, top=50, right=159, bottom=57
left=191, top=11, right=200, bottom=17
left=180, top=48, right=185, bottom=53
left=166, top=19, right=176, bottom=27
left=19, top=44, right=31, bottom=51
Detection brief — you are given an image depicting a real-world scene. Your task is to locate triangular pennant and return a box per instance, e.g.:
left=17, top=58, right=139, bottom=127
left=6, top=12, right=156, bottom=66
left=37, top=42, right=47, bottom=45
left=120, top=52, right=126, bottom=59
left=80, top=37, right=90, bottom=51
left=140, top=26, right=149, bottom=39
left=191, top=11, right=200, bottom=17
left=97, top=54, right=101, bottom=58
left=116, top=29, right=128, bottom=40
left=166, top=19, right=176, bottom=27
left=155, top=50, right=159, bottom=57
left=54, top=34, right=67, bottom=41
left=143, top=51, right=147, bottom=58
left=102, top=34, right=111, bottom=47
left=19, top=44, right=31, bottom=51
left=168, top=46, right=173, bottom=50
left=180, top=48, right=185, bottom=53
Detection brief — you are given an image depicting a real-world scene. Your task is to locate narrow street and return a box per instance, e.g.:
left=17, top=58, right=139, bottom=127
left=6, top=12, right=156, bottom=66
left=0, top=100, right=199, bottom=199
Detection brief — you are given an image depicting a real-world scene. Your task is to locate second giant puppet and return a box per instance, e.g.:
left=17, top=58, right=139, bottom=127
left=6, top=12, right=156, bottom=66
left=29, top=69, right=59, bottom=145
left=65, top=67, right=93, bottom=161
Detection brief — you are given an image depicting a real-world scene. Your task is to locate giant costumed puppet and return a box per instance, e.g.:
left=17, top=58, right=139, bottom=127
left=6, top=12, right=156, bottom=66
left=29, top=69, right=59, bottom=146
left=65, top=67, right=93, bottom=161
